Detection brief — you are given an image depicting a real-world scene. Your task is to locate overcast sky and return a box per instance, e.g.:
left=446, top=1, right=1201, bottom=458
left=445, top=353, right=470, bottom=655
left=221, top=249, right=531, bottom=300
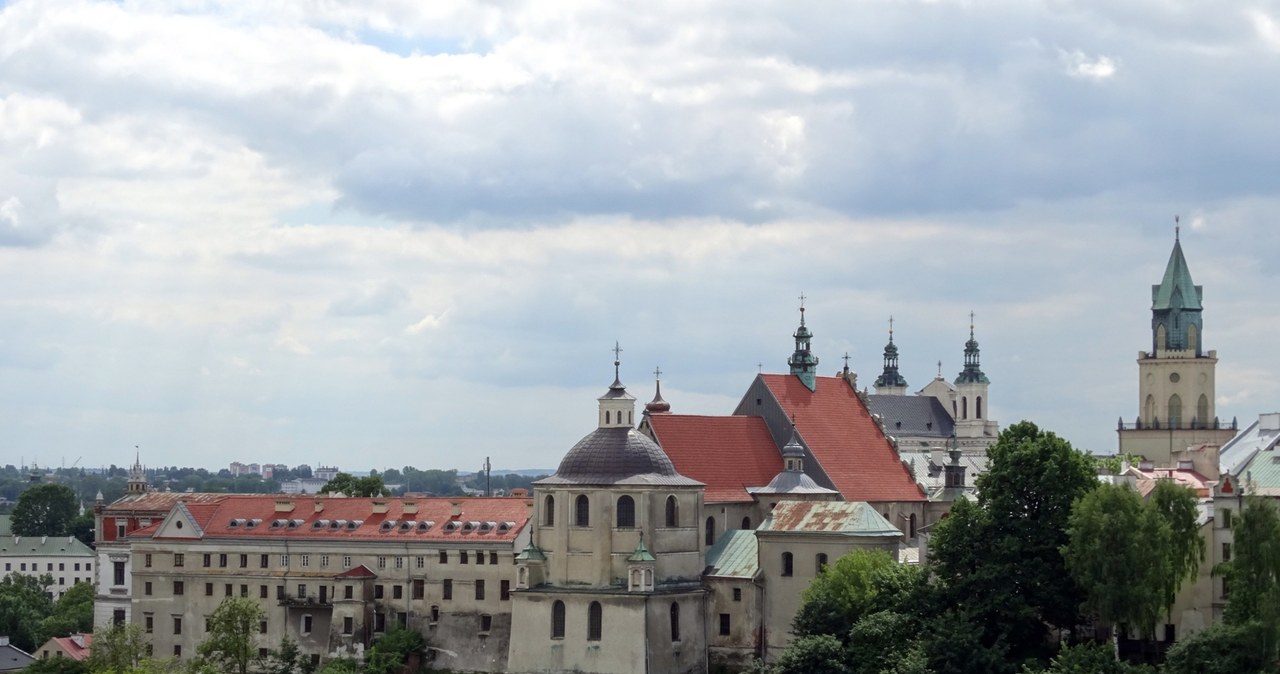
left=1, top=0, right=1277, bottom=474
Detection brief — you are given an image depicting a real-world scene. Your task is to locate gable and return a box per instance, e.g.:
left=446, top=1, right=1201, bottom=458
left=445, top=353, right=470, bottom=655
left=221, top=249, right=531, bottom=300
left=150, top=503, right=204, bottom=540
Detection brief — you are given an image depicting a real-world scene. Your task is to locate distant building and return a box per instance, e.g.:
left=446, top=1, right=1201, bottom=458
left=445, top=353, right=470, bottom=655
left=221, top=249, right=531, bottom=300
left=314, top=466, right=340, bottom=482
left=34, top=634, right=92, bottom=662
left=0, top=533, right=94, bottom=599
left=0, top=636, right=34, bottom=673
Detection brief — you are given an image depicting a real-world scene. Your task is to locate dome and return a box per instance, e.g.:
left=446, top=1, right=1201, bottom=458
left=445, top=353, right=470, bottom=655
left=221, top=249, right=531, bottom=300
left=553, top=427, right=678, bottom=481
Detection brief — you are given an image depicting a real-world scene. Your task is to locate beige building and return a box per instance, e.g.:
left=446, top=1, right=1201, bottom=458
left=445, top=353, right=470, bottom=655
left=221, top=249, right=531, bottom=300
left=0, top=532, right=94, bottom=599
left=1117, top=233, right=1238, bottom=462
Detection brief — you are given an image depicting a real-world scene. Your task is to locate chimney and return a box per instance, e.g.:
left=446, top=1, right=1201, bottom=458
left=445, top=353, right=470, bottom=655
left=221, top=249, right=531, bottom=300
left=371, top=500, right=389, bottom=514
left=274, top=500, right=295, bottom=513
left=450, top=501, right=462, bottom=518
left=402, top=500, right=418, bottom=515
left=314, top=497, right=324, bottom=513
left=510, top=488, right=528, bottom=498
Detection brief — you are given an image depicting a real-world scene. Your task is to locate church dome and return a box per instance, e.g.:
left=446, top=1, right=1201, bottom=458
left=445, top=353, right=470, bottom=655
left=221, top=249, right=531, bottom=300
left=554, top=427, right=678, bottom=480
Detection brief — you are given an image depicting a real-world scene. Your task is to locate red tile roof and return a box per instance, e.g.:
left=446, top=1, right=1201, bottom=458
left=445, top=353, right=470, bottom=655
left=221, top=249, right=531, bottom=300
left=647, top=415, right=783, bottom=503
left=49, top=635, right=92, bottom=661
left=141, top=495, right=532, bottom=543
left=104, top=492, right=229, bottom=514
left=760, top=374, right=925, bottom=502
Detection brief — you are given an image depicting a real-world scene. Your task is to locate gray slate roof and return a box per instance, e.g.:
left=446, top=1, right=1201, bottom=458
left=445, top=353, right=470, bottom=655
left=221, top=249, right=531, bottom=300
left=0, top=535, right=94, bottom=557
left=537, top=427, right=702, bottom=487
left=866, top=395, right=955, bottom=438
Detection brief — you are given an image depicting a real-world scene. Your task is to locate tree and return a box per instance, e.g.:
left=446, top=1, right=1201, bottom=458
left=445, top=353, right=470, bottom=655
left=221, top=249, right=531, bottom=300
left=1149, top=479, right=1206, bottom=620
left=1162, top=621, right=1273, bottom=674
left=1223, top=496, right=1280, bottom=628
left=846, top=610, right=916, bottom=674
left=264, top=637, right=311, bottom=674
left=87, top=622, right=150, bottom=674
left=1030, top=643, right=1154, bottom=673
left=198, top=597, right=265, bottom=674
left=318, top=472, right=389, bottom=497
left=362, top=626, right=424, bottom=674
left=24, top=656, right=88, bottom=674
left=36, top=581, right=95, bottom=646
left=771, top=634, right=850, bottom=674
left=791, top=549, right=897, bottom=639
left=0, top=572, right=54, bottom=651
left=11, top=484, right=79, bottom=536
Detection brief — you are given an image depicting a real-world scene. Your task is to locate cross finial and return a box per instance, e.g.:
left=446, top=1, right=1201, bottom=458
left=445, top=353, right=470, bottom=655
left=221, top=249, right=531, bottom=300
left=757, top=362, right=763, bottom=374
left=937, top=360, right=942, bottom=378
left=889, top=315, right=895, bottom=342
left=969, top=311, right=975, bottom=339
left=653, top=366, right=662, bottom=380
left=798, top=292, right=807, bottom=326
left=1175, top=215, right=1180, bottom=241
left=842, top=351, right=851, bottom=374
left=612, top=341, right=622, bottom=380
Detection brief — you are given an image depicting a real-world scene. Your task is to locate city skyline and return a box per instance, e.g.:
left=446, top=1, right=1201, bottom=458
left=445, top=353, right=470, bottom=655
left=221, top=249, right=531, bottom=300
left=1, top=2, right=1277, bottom=471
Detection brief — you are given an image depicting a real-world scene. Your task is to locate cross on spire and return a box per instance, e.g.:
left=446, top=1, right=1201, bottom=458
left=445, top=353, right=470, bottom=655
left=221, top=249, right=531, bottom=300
left=653, top=366, right=662, bottom=380
left=612, top=341, right=623, bottom=381
left=969, top=311, right=975, bottom=340
left=889, top=315, right=895, bottom=341
left=937, top=360, right=942, bottom=378
left=798, top=292, right=807, bottom=326
left=1175, top=214, right=1180, bottom=241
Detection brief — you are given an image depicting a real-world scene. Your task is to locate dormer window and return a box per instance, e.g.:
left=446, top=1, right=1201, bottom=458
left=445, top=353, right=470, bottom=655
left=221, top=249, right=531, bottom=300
left=418, top=521, right=434, bottom=532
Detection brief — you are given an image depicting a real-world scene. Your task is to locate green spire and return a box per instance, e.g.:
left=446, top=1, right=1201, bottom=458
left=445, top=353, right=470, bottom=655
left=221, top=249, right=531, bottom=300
left=787, top=294, right=819, bottom=391
left=955, top=312, right=989, bottom=385
left=873, top=316, right=908, bottom=389
left=1150, top=224, right=1205, bottom=355
left=627, top=535, right=656, bottom=562
left=515, top=540, right=546, bottom=562
left=1152, top=227, right=1202, bottom=312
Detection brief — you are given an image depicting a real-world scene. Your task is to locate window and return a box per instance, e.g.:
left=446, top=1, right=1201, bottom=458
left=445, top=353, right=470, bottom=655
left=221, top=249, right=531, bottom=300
left=1223, top=508, right=1234, bottom=529
left=342, top=555, right=351, bottom=569
left=259, top=620, right=268, bottom=634
left=781, top=552, right=793, bottom=577
left=705, top=517, right=716, bottom=546
left=732, top=587, right=742, bottom=602
left=113, top=562, right=125, bottom=586
left=377, top=556, right=387, bottom=569
left=665, top=495, right=678, bottom=527
left=144, top=615, right=154, bottom=633
left=224, top=583, right=232, bottom=597
left=279, top=555, right=288, bottom=567
left=260, top=554, right=269, bottom=569
left=909, top=513, right=918, bottom=539
left=320, top=555, right=330, bottom=569
left=298, top=584, right=307, bottom=599
left=616, top=495, right=636, bottom=528
left=240, top=584, right=248, bottom=597
left=173, top=616, right=182, bottom=635
left=430, top=605, right=440, bottom=623
left=239, top=554, right=248, bottom=568
left=490, top=551, right=498, bottom=565
left=343, top=617, right=353, bottom=635
left=113, top=610, right=125, bottom=626
left=544, top=495, right=555, bottom=527
left=460, top=551, right=468, bottom=564
left=413, top=580, right=425, bottom=600
left=1168, top=394, right=1183, bottom=429
left=344, top=586, right=353, bottom=600
left=976, top=396, right=983, bottom=419
left=1198, top=394, right=1210, bottom=427
left=259, top=648, right=269, bottom=659
left=173, top=645, right=181, bottom=657
left=1223, top=542, right=1233, bottom=562
left=302, top=615, right=313, bottom=634
left=219, top=553, right=227, bottom=568
left=144, top=581, right=152, bottom=596
left=174, top=581, right=184, bottom=595
left=300, top=555, right=310, bottom=568
left=477, top=552, right=485, bottom=566
left=203, top=553, right=213, bottom=567
left=719, top=613, right=731, bottom=636
left=576, top=495, right=590, bottom=527
left=205, top=583, right=213, bottom=596
left=145, top=554, right=152, bottom=568
left=742, top=517, right=751, bottom=530
left=117, top=522, right=126, bottom=538
left=476, top=580, right=485, bottom=601
left=260, top=585, right=268, bottom=599
left=500, top=580, right=510, bottom=601
left=277, top=586, right=285, bottom=600
left=438, top=550, right=448, bottom=564
left=480, top=614, right=492, bottom=633
left=416, top=556, right=424, bottom=569
left=443, top=579, right=453, bottom=601
left=961, top=396, right=968, bottom=420
left=670, top=602, right=680, bottom=642
left=816, top=553, right=828, bottom=574
left=394, top=557, right=403, bottom=569
left=587, top=601, right=603, bottom=641
left=374, top=612, right=386, bottom=633
left=551, top=601, right=566, bottom=639
left=173, top=554, right=183, bottom=567
left=393, top=585, right=403, bottom=600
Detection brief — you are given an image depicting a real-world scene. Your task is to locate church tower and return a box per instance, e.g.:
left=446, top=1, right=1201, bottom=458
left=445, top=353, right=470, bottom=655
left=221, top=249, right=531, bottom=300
left=787, top=296, right=819, bottom=391
left=953, top=314, right=993, bottom=439
left=127, top=452, right=147, bottom=494
left=873, top=317, right=908, bottom=396
left=1118, top=229, right=1238, bottom=462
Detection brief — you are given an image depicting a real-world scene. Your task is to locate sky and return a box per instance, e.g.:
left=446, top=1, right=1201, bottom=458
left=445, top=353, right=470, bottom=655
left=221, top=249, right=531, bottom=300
left=1, top=0, right=1277, bottom=474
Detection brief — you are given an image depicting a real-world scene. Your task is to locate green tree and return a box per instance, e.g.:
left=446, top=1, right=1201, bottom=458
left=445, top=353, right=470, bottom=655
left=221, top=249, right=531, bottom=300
left=197, top=597, right=265, bottom=674
left=1223, top=496, right=1280, bottom=628
left=772, top=634, right=850, bottom=674
left=1149, top=479, right=1206, bottom=620
left=318, top=473, right=389, bottom=498
left=1029, top=642, right=1154, bottom=673
left=846, top=610, right=916, bottom=674
left=87, top=622, right=151, bottom=674
left=11, top=484, right=79, bottom=536
left=36, top=581, right=95, bottom=645
left=264, top=637, right=310, bottom=674
left=363, top=626, right=424, bottom=674
left=0, top=572, right=54, bottom=651
left=791, top=549, right=897, bottom=639
left=24, top=655, right=88, bottom=674
left=1162, top=621, right=1273, bottom=674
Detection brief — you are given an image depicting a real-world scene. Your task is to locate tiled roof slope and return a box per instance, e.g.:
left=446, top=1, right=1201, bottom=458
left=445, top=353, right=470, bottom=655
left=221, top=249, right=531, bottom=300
left=49, top=635, right=92, bottom=661
left=103, top=491, right=230, bottom=513
left=704, top=530, right=759, bottom=578
left=759, top=500, right=901, bottom=537
left=760, top=374, right=925, bottom=502
left=865, top=395, right=955, bottom=439
left=140, top=495, right=531, bottom=543
left=0, top=535, right=94, bottom=556
left=647, top=415, right=783, bottom=503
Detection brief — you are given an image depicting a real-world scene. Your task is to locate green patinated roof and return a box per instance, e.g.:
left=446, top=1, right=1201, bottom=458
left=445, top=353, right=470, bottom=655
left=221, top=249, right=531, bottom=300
left=0, top=534, right=94, bottom=557
left=758, top=500, right=902, bottom=537
left=704, top=529, right=759, bottom=578
left=1152, top=238, right=1202, bottom=311
left=0, top=515, right=9, bottom=537
left=627, top=538, right=656, bottom=563
left=515, top=541, right=546, bottom=562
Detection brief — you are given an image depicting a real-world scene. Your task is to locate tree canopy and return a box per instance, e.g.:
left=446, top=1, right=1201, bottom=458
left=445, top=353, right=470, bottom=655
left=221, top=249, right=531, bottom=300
left=198, top=597, right=266, bottom=674
left=11, top=483, right=79, bottom=537
left=318, top=472, right=390, bottom=497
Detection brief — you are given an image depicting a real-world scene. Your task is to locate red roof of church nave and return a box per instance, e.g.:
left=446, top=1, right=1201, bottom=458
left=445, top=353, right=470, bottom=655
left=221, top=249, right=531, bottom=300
left=647, top=414, right=783, bottom=503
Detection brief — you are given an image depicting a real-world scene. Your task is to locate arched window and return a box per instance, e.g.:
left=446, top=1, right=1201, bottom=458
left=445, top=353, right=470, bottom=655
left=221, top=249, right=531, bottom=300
left=543, top=494, right=555, bottom=527
left=815, top=553, right=828, bottom=574
left=665, top=496, right=678, bottom=527
left=1198, top=394, right=1210, bottom=428
left=909, top=513, right=917, bottom=539
left=1156, top=323, right=1167, bottom=350
left=551, top=601, right=565, bottom=639
left=1168, top=394, right=1183, bottom=430
left=705, top=517, right=715, bottom=546
left=575, top=495, right=590, bottom=527
left=975, top=396, right=983, bottom=419
left=587, top=602, right=602, bottom=641
left=1188, top=323, right=1198, bottom=353
left=616, top=495, right=635, bottom=528
left=741, top=517, right=751, bottom=530
left=605, top=410, right=611, bottom=424
left=669, top=602, right=680, bottom=642
left=961, top=397, right=968, bottom=420
left=1144, top=394, right=1155, bottom=423
left=781, top=552, right=793, bottom=577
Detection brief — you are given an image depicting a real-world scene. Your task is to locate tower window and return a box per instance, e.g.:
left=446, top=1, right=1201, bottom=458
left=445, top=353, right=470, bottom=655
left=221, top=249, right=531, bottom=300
left=741, top=517, right=751, bottom=530
left=705, top=517, right=716, bottom=546
left=961, top=397, right=968, bottom=420
left=544, top=495, right=555, bottom=527
left=975, top=396, right=983, bottom=419
left=1198, top=394, right=1209, bottom=428
left=782, top=552, right=793, bottom=577
left=1168, top=394, right=1183, bottom=430
left=551, top=601, right=566, bottom=639
left=575, top=495, right=590, bottom=527
left=816, top=553, right=828, bottom=574
left=665, top=495, right=678, bottom=527
left=587, top=602, right=603, bottom=641
left=670, top=602, right=680, bottom=642
left=605, top=410, right=611, bottom=424
left=616, top=495, right=635, bottom=528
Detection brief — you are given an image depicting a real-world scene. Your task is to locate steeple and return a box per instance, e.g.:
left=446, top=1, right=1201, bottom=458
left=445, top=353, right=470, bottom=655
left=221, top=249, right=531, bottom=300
left=781, top=422, right=806, bottom=473
left=127, top=449, right=147, bottom=494
left=787, top=294, right=819, bottom=391
left=955, top=312, right=989, bottom=385
left=645, top=366, right=671, bottom=415
left=1151, top=221, right=1204, bottom=356
left=598, top=342, right=637, bottom=428
left=873, top=316, right=908, bottom=394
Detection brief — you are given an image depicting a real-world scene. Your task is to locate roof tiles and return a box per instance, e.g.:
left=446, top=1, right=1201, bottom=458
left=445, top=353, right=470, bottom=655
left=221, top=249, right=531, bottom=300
left=647, top=415, right=783, bottom=503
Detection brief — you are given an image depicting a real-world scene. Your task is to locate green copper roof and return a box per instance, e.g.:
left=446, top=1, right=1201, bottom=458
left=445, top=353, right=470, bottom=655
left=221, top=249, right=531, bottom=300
left=704, top=529, right=759, bottom=578
left=515, top=541, right=546, bottom=562
left=627, top=537, right=656, bottom=562
left=1152, top=238, right=1202, bottom=311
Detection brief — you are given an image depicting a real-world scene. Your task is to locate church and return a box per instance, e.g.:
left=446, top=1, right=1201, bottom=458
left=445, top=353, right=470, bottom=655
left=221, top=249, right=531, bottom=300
left=506, top=308, right=934, bottom=672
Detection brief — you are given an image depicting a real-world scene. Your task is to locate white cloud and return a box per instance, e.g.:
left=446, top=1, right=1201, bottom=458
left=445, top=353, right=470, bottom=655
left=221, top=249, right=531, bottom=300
left=1060, top=49, right=1118, bottom=81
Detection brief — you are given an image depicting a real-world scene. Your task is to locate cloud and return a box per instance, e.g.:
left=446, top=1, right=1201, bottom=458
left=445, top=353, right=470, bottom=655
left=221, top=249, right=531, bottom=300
left=1060, top=49, right=1117, bottom=80
left=327, top=280, right=409, bottom=317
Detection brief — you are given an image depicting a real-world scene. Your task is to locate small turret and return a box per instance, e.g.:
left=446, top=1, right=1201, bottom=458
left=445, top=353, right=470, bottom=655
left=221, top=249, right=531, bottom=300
left=873, top=316, right=908, bottom=395
left=787, top=294, right=819, bottom=391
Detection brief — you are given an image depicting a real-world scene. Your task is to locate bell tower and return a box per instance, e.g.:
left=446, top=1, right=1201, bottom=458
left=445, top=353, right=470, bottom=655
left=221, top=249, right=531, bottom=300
left=787, top=294, right=819, bottom=391
left=873, top=317, right=908, bottom=395
left=1118, top=225, right=1238, bottom=462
